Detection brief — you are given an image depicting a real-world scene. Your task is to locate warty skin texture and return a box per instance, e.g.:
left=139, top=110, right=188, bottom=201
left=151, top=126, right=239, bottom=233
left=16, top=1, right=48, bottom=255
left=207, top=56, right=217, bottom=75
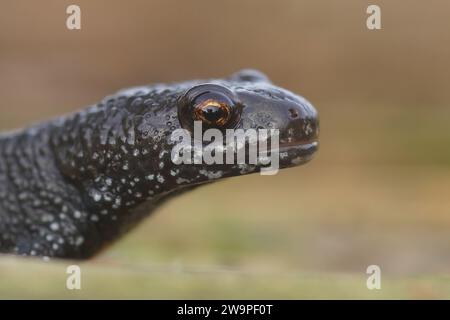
left=0, top=70, right=319, bottom=259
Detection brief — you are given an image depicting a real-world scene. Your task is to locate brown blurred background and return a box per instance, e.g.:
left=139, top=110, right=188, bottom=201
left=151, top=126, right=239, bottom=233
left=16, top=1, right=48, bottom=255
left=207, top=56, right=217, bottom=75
left=1, top=0, right=450, bottom=298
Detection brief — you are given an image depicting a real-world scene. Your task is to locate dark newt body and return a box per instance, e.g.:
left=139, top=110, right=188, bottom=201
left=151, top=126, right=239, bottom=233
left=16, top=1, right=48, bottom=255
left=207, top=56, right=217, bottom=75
left=0, top=70, right=319, bottom=259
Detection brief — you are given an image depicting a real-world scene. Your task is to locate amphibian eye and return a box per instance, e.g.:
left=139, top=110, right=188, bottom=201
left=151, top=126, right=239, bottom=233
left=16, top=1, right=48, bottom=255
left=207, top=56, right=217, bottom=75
left=193, top=95, right=232, bottom=126
left=178, top=84, right=242, bottom=131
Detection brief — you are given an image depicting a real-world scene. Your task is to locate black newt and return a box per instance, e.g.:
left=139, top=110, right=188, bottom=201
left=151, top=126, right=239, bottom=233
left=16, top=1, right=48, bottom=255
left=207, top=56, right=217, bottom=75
left=0, top=70, right=319, bottom=259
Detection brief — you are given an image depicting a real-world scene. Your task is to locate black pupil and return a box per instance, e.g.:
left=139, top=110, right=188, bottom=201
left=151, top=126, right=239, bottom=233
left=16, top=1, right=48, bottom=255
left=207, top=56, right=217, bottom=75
left=202, top=105, right=226, bottom=123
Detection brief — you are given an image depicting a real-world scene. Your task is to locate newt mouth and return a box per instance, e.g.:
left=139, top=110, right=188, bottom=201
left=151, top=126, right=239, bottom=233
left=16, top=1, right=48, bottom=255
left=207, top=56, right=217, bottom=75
left=255, top=139, right=318, bottom=169
left=277, top=140, right=319, bottom=167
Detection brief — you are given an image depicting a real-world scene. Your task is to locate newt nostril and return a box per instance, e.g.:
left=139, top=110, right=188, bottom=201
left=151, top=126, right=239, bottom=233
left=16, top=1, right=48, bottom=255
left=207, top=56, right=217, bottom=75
left=288, top=108, right=299, bottom=119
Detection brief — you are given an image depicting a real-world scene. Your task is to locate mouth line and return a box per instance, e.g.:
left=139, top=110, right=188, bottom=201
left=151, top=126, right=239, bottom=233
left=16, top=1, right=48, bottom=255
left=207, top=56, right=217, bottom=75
left=196, top=139, right=319, bottom=159
left=279, top=140, right=318, bottom=153
left=256, top=140, right=318, bottom=156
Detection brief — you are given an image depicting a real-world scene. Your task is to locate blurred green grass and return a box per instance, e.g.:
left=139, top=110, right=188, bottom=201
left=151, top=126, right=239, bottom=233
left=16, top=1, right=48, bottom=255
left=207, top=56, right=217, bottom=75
left=2, top=256, right=450, bottom=299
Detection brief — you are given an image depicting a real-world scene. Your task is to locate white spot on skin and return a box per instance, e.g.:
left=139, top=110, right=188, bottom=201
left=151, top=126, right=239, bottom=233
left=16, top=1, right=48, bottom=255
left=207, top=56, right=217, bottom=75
left=75, top=236, right=84, bottom=246
left=91, top=190, right=102, bottom=202
left=50, top=222, right=59, bottom=231
left=159, top=150, right=167, bottom=159
left=145, top=174, right=154, bottom=181
left=199, top=169, right=223, bottom=179
left=291, top=156, right=305, bottom=165
left=176, top=177, right=190, bottom=184
left=157, top=174, right=165, bottom=183
left=304, top=122, right=313, bottom=135
left=73, top=211, right=82, bottom=219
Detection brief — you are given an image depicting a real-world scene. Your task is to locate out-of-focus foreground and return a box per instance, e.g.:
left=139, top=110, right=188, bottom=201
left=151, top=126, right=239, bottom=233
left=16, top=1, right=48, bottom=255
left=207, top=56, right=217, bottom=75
left=1, top=0, right=450, bottom=298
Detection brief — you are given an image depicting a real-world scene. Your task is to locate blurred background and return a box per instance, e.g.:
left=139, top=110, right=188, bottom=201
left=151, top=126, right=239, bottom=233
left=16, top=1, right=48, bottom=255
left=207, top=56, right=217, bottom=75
left=1, top=0, right=450, bottom=298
